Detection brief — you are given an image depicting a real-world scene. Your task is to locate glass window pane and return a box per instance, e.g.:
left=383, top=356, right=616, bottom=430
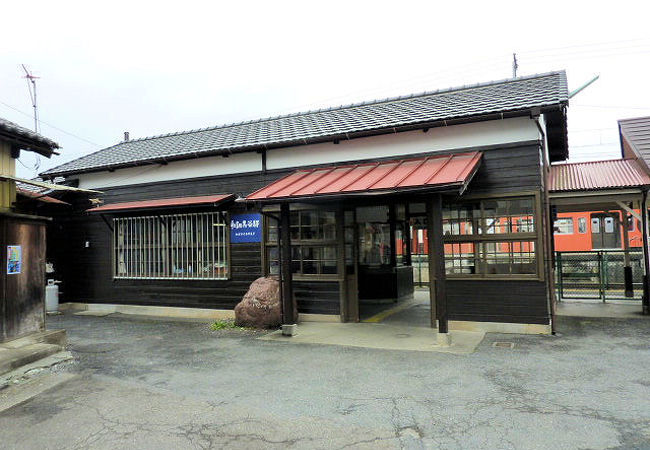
left=444, top=242, right=476, bottom=274
left=554, top=218, right=573, bottom=235
left=321, top=211, right=336, bottom=240
left=482, top=241, right=536, bottom=275
left=578, top=217, right=587, bottom=234
left=591, top=218, right=600, bottom=234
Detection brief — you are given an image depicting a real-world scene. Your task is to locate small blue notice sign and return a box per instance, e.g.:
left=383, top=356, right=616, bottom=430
left=230, top=213, right=262, bottom=243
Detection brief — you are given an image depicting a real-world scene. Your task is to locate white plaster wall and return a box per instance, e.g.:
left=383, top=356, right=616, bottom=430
left=73, top=116, right=540, bottom=189
left=266, top=116, right=540, bottom=170
left=75, top=151, right=262, bottom=189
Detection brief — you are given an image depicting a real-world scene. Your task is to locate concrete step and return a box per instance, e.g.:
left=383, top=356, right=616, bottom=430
left=0, top=343, right=63, bottom=376
left=1, top=329, right=67, bottom=349
left=0, top=351, right=74, bottom=391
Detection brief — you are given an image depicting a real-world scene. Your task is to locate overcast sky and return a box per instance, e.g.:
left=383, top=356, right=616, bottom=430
left=2, top=1, right=650, bottom=178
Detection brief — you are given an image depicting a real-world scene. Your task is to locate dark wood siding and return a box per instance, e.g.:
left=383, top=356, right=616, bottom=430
left=96, top=169, right=292, bottom=204
left=464, top=144, right=542, bottom=195
left=50, top=170, right=293, bottom=310
left=294, top=281, right=340, bottom=315
left=1, top=216, right=46, bottom=342
left=447, top=280, right=549, bottom=324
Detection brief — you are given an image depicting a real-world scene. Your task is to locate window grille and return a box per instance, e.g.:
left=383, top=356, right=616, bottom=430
left=113, top=212, right=228, bottom=280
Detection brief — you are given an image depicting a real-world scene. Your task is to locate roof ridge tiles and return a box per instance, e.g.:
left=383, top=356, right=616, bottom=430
left=115, top=71, right=567, bottom=145
left=42, top=71, right=568, bottom=177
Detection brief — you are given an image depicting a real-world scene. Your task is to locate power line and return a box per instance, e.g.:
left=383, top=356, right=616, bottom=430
left=572, top=104, right=650, bottom=111
left=0, top=100, right=102, bottom=147
left=521, top=37, right=650, bottom=55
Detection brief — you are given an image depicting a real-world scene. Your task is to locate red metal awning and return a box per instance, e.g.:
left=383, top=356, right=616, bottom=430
left=247, top=152, right=482, bottom=201
left=549, top=159, right=650, bottom=192
left=16, top=187, right=70, bottom=205
left=88, top=194, right=234, bottom=213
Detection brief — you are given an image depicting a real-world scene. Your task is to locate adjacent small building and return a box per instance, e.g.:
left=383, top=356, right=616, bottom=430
left=0, top=118, right=59, bottom=341
left=41, top=71, right=571, bottom=333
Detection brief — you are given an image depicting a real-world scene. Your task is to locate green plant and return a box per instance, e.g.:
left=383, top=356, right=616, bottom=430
left=210, top=319, right=244, bottom=331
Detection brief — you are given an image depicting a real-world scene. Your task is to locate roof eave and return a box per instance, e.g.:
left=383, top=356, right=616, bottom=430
left=42, top=104, right=564, bottom=178
left=0, top=130, right=59, bottom=157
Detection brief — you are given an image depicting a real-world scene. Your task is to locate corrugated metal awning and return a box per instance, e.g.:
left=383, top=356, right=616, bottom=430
left=0, top=174, right=100, bottom=193
left=549, top=159, right=650, bottom=192
left=247, top=152, right=482, bottom=201
left=89, top=194, right=234, bottom=213
left=16, top=187, right=70, bottom=205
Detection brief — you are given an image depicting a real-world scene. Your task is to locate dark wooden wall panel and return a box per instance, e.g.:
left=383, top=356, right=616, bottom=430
left=1, top=216, right=46, bottom=342
left=294, top=281, right=340, bottom=315
left=446, top=279, right=549, bottom=324
left=464, top=144, right=542, bottom=195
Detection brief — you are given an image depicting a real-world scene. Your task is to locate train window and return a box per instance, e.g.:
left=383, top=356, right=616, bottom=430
left=554, top=218, right=573, bottom=235
left=578, top=217, right=587, bottom=234
left=627, top=216, right=635, bottom=232
left=591, top=218, right=600, bottom=234
left=604, top=217, right=615, bottom=233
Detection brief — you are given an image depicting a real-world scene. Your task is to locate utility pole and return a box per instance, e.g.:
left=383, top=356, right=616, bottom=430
left=512, top=53, right=518, bottom=78
left=21, top=65, right=40, bottom=133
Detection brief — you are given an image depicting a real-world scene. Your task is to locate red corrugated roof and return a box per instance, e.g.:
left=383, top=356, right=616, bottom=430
left=247, top=152, right=482, bottom=201
left=89, top=194, right=234, bottom=212
left=549, top=159, right=650, bottom=192
left=16, top=187, right=70, bottom=205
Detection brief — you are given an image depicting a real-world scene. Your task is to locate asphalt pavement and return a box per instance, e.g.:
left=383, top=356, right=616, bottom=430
left=0, top=312, right=649, bottom=449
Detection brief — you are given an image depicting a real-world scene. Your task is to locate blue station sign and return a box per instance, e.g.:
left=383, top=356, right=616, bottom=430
left=230, top=213, right=262, bottom=243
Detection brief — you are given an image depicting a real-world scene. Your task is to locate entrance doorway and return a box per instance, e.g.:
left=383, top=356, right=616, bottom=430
left=343, top=203, right=431, bottom=327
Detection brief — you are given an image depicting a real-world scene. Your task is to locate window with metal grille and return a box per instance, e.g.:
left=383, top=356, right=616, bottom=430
left=113, top=212, right=229, bottom=280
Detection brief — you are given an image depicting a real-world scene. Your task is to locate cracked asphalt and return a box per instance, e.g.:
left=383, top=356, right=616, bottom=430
left=0, top=312, right=649, bottom=449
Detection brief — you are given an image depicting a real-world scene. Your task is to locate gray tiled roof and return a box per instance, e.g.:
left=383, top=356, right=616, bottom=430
left=0, top=117, right=59, bottom=152
left=42, top=71, right=568, bottom=177
left=619, top=116, right=650, bottom=171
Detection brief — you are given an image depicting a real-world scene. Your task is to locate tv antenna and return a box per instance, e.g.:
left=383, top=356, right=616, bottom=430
left=512, top=53, right=518, bottom=78
left=21, top=64, right=41, bottom=172
left=21, top=64, right=40, bottom=133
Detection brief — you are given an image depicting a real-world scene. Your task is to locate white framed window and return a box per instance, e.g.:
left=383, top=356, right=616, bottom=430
left=591, top=217, right=600, bottom=234
left=578, top=217, right=587, bottom=234
left=554, top=218, right=574, bottom=235
left=113, top=212, right=229, bottom=280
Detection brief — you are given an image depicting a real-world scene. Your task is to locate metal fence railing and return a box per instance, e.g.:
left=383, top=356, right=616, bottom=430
left=556, top=250, right=643, bottom=301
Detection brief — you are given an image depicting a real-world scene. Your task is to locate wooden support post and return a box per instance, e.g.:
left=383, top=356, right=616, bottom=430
left=427, top=194, right=447, bottom=332
left=280, top=203, right=296, bottom=327
left=336, top=208, right=347, bottom=322
left=621, top=210, right=633, bottom=297
left=389, top=204, right=397, bottom=267
left=404, top=203, right=412, bottom=266
left=641, top=191, right=650, bottom=315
